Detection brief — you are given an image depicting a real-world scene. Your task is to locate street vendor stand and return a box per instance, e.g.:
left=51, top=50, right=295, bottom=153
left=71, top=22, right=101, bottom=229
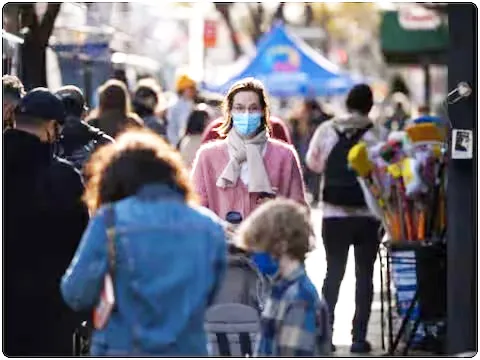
left=348, top=114, right=448, bottom=355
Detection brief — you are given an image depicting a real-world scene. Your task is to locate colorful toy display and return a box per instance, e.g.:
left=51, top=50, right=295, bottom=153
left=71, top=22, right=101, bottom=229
left=348, top=117, right=447, bottom=243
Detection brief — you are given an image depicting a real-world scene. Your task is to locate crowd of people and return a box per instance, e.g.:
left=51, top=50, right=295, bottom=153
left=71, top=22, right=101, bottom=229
left=4, top=71, right=407, bottom=356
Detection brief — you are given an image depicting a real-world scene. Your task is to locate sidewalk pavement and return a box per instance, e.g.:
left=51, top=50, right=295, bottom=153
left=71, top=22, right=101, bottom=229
left=306, top=208, right=385, bottom=356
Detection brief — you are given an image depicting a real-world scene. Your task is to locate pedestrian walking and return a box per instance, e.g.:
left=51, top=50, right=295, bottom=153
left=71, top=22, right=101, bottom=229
left=306, top=84, right=383, bottom=353
left=55, top=85, right=114, bottom=172
left=4, top=88, right=89, bottom=356
left=132, top=78, right=167, bottom=138
left=290, top=99, right=333, bottom=206
left=87, top=79, right=143, bottom=138
left=237, top=199, right=331, bottom=356
left=167, top=74, right=197, bottom=147
left=61, top=129, right=227, bottom=356
left=2, top=74, right=25, bottom=130
left=191, top=77, right=306, bottom=223
left=178, top=107, right=210, bottom=168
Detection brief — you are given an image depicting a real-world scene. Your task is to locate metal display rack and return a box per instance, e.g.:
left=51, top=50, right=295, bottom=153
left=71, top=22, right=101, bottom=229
left=378, top=239, right=446, bottom=355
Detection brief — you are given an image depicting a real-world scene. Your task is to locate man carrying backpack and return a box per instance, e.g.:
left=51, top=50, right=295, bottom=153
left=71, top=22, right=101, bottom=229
left=54, top=85, right=114, bottom=172
left=306, top=84, right=383, bottom=354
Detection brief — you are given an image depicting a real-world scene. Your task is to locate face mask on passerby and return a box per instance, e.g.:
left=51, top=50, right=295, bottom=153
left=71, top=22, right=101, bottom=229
left=232, top=112, right=262, bottom=136
left=251, top=251, right=279, bottom=276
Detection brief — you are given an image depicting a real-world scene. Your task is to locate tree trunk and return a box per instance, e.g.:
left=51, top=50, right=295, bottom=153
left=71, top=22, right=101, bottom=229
left=214, top=3, right=242, bottom=59
left=19, top=3, right=61, bottom=90
left=305, top=3, right=314, bottom=26
left=247, top=3, right=264, bottom=45
left=273, top=2, right=286, bottom=23
left=21, top=35, right=48, bottom=90
left=3, top=3, right=20, bottom=33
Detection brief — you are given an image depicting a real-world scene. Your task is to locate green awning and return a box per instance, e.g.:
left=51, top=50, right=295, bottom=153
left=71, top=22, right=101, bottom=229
left=381, top=10, right=448, bottom=65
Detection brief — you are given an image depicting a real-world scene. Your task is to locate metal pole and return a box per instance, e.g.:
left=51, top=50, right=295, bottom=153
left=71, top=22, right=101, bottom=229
left=446, top=3, right=476, bottom=355
left=423, top=61, right=431, bottom=110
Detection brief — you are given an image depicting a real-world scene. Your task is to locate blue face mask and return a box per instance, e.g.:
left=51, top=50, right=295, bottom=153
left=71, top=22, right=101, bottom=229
left=231, top=113, right=262, bottom=136
left=251, top=252, right=279, bottom=276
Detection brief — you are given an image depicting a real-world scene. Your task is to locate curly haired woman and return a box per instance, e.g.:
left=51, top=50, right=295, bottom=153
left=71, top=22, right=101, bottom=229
left=61, top=130, right=227, bottom=356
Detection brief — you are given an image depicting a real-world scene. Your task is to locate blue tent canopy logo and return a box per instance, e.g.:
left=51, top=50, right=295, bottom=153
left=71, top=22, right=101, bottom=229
left=266, top=45, right=300, bottom=72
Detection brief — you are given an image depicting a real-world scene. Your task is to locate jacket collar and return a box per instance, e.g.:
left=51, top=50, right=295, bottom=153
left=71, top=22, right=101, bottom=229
left=4, top=129, right=53, bottom=167
left=136, top=183, right=184, bottom=201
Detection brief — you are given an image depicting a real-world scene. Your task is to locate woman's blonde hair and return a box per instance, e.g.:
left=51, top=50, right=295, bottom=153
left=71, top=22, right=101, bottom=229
left=216, top=77, right=271, bottom=137
left=237, top=198, right=314, bottom=262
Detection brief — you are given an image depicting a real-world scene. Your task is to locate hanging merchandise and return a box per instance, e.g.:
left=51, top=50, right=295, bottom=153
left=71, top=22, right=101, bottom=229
left=348, top=116, right=447, bottom=244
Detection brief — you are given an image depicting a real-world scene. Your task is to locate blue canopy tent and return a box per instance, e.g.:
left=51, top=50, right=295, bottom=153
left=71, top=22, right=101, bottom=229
left=202, top=23, right=360, bottom=97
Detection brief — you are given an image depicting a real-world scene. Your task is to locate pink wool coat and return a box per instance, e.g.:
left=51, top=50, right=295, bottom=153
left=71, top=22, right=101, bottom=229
left=191, top=138, right=307, bottom=221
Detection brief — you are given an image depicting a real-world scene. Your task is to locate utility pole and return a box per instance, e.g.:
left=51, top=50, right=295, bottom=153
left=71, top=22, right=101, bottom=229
left=446, top=3, right=476, bottom=355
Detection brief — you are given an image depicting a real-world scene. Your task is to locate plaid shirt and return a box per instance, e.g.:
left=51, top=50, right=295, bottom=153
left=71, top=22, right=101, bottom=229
left=254, top=265, right=331, bottom=357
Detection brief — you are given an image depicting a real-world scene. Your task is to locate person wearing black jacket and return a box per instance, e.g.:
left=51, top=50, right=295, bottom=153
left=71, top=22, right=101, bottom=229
left=4, top=88, right=90, bottom=356
left=55, top=85, right=114, bottom=172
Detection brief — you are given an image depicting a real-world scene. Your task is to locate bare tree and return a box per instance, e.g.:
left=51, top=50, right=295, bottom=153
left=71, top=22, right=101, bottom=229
left=214, top=3, right=243, bottom=59
left=214, top=2, right=292, bottom=60
left=17, top=3, right=61, bottom=89
left=304, top=3, right=314, bottom=26
left=246, top=3, right=265, bottom=44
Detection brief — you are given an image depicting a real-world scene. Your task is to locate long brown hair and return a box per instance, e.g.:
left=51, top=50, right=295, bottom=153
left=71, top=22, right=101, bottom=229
left=216, top=77, right=271, bottom=138
left=97, top=79, right=132, bottom=117
left=83, top=129, right=197, bottom=213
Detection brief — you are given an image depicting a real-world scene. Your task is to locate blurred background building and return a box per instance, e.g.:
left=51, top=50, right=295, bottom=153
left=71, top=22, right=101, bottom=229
left=3, top=2, right=448, bottom=116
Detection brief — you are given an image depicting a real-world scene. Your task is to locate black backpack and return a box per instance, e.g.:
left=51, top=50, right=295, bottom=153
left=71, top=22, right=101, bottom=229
left=322, top=124, right=373, bottom=207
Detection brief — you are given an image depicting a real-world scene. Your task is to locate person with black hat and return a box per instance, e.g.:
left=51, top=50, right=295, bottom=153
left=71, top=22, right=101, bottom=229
left=4, top=87, right=89, bottom=356
left=306, top=84, right=384, bottom=354
left=55, top=85, right=114, bottom=172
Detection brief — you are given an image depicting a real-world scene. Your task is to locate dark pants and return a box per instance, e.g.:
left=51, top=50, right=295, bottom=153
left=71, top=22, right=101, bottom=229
left=304, top=169, right=321, bottom=203
left=321, top=216, right=380, bottom=342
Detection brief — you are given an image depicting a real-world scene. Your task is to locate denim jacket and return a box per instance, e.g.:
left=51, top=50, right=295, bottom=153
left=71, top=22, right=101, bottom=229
left=61, top=184, right=227, bottom=356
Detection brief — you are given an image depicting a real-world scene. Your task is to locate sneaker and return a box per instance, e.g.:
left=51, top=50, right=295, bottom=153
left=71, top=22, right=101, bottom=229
left=350, top=340, right=372, bottom=354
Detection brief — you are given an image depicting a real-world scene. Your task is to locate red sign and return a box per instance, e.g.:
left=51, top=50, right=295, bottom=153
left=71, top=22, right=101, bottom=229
left=204, top=20, right=217, bottom=48
left=399, top=7, right=441, bottom=30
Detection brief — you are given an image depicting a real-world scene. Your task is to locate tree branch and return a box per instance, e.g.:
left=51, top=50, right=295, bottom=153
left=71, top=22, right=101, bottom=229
left=19, top=3, right=38, bottom=31
left=38, top=3, right=61, bottom=45
left=214, top=2, right=242, bottom=59
left=3, top=3, right=20, bottom=33
left=273, top=2, right=286, bottom=22
left=305, top=3, right=314, bottom=26
left=246, top=3, right=264, bottom=44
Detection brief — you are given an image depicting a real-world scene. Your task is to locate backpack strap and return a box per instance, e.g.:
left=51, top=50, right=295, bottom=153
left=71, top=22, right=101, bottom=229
left=352, top=123, right=374, bottom=142
left=333, top=123, right=373, bottom=142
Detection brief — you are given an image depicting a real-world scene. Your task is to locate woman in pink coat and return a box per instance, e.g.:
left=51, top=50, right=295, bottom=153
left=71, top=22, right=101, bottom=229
left=191, top=78, right=307, bottom=222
